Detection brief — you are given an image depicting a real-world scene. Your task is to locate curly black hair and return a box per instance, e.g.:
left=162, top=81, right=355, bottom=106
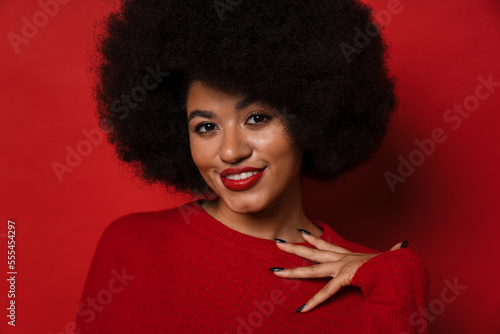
left=92, top=0, right=397, bottom=198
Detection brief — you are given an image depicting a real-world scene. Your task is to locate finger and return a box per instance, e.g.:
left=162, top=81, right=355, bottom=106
left=297, top=276, right=346, bottom=313
left=390, top=240, right=408, bottom=251
left=299, top=230, right=350, bottom=253
left=271, top=262, right=338, bottom=279
left=390, top=242, right=402, bottom=251
left=276, top=242, right=342, bottom=263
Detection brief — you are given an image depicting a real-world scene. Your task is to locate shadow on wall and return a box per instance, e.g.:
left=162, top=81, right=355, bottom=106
left=302, top=84, right=445, bottom=251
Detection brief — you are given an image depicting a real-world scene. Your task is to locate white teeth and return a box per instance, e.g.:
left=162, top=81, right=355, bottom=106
left=225, top=171, right=259, bottom=180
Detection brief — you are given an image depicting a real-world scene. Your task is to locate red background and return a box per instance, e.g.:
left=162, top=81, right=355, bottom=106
left=1, top=0, right=499, bottom=333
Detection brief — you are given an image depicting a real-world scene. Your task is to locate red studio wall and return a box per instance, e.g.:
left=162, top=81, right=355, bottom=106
left=1, top=0, right=499, bottom=333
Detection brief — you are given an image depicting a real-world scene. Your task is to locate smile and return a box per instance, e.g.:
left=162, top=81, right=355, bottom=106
left=224, top=171, right=260, bottom=180
left=220, top=168, right=266, bottom=191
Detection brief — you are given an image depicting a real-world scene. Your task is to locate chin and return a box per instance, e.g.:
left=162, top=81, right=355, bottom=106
left=223, top=195, right=268, bottom=214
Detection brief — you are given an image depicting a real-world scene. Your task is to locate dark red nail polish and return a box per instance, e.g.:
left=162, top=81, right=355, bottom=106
left=401, top=240, right=409, bottom=248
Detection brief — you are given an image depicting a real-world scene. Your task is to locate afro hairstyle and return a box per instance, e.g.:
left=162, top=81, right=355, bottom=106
left=92, top=0, right=398, bottom=198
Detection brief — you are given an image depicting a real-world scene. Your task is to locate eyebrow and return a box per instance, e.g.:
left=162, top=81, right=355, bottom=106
left=187, top=96, right=264, bottom=123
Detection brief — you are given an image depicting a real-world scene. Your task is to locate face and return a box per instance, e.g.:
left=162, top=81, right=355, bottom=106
left=186, top=81, right=304, bottom=214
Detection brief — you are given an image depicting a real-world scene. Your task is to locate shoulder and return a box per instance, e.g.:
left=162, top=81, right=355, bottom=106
left=361, top=247, right=428, bottom=276
left=100, top=208, right=168, bottom=240
left=86, top=202, right=201, bottom=271
left=96, top=202, right=195, bottom=249
left=352, top=247, right=429, bottom=301
left=312, top=221, right=429, bottom=296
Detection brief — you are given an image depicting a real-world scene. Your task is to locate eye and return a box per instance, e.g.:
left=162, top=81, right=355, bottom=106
left=194, top=122, right=218, bottom=134
left=246, top=112, right=272, bottom=125
left=193, top=112, right=272, bottom=135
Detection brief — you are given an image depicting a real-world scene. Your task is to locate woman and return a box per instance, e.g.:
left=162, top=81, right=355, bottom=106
left=76, top=0, right=429, bottom=332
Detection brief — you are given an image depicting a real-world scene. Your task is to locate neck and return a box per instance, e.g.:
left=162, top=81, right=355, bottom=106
left=201, top=177, right=323, bottom=243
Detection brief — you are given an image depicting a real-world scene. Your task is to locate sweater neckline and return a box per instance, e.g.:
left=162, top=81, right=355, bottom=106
left=179, top=198, right=344, bottom=257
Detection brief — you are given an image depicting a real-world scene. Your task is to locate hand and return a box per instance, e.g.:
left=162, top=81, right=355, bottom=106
left=270, top=229, right=406, bottom=313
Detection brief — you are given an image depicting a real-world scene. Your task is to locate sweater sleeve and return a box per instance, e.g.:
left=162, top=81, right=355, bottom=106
left=350, top=248, right=430, bottom=334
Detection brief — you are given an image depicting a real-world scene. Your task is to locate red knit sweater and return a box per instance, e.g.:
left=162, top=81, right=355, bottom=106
left=75, top=199, right=429, bottom=333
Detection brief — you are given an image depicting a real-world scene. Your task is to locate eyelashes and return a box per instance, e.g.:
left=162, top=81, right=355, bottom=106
left=193, top=112, right=273, bottom=134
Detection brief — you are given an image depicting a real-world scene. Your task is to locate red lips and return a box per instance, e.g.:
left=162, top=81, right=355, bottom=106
left=220, top=167, right=266, bottom=191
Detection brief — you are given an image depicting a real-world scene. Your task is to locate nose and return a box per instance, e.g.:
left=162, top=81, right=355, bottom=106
left=219, top=125, right=252, bottom=164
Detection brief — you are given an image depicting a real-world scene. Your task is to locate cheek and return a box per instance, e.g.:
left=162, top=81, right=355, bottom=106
left=258, top=134, right=302, bottom=171
left=189, top=138, right=205, bottom=168
left=269, top=128, right=300, bottom=160
left=189, top=138, right=212, bottom=171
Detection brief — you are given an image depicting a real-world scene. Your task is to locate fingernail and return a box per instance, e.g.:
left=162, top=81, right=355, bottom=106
left=274, top=238, right=286, bottom=243
left=298, top=229, right=311, bottom=235
left=295, top=303, right=306, bottom=313
left=400, top=240, right=409, bottom=249
left=269, top=267, right=284, bottom=272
